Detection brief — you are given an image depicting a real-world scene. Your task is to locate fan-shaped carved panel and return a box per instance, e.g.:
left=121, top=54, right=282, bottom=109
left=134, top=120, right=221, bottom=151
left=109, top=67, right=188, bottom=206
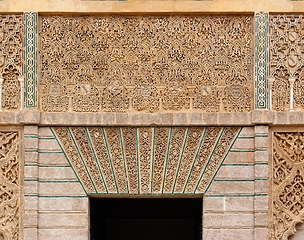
left=52, top=126, right=240, bottom=195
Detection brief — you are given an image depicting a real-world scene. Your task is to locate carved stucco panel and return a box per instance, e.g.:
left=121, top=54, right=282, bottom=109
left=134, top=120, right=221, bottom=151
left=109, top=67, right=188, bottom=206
left=40, top=15, right=254, bottom=113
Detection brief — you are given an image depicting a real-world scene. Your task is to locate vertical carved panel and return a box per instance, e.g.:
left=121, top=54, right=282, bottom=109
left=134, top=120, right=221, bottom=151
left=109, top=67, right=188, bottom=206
left=174, top=127, right=205, bottom=193
left=138, top=128, right=153, bottom=194
left=270, top=15, right=304, bottom=111
left=271, top=132, right=304, bottom=240
left=121, top=128, right=138, bottom=194
left=184, top=127, right=222, bottom=193
left=152, top=127, right=170, bottom=194
left=103, top=128, right=128, bottom=193
left=2, top=66, right=20, bottom=109
left=87, top=127, right=117, bottom=193
left=163, top=127, right=187, bottom=193
left=70, top=127, right=106, bottom=193
left=0, top=15, right=23, bottom=110
left=0, top=131, right=20, bottom=240
left=39, top=15, right=253, bottom=113
left=255, top=12, right=268, bottom=109
left=25, top=12, right=37, bottom=108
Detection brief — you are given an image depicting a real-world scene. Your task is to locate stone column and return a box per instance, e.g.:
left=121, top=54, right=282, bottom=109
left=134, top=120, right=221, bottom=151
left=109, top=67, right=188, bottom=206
left=289, top=77, right=295, bottom=112
left=268, top=77, right=275, bottom=111
left=18, top=77, right=24, bottom=110
left=253, top=125, right=269, bottom=240
left=0, top=78, right=3, bottom=112
left=24, top=125, right=39, bottom=240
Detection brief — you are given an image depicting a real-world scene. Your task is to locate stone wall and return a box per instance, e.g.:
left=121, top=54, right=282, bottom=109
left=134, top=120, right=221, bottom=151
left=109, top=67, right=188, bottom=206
left=0, top=1, right=304, bottom=239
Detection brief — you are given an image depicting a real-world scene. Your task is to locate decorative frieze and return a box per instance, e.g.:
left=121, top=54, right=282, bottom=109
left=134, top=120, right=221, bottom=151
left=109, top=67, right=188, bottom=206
left=271, top=132, right=304, bottom=239
left=0, top=131, right=21, bottom=240
left=52, top=126, right=240, bottom=195
left=40, top=15, right=254, bottom=113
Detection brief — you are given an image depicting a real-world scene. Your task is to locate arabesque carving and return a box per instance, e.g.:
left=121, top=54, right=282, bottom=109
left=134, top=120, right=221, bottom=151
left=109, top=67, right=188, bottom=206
left=0, top=131, right=20, bottom=240
left=270, top=15, right=304, bottom=111
left=52, top=126, right=240, bottom=195
left=0, top=15, right=23, bottom=110
left=271, top=132, right=304, bottom=240
left=40, top=15, right=254, bottom=113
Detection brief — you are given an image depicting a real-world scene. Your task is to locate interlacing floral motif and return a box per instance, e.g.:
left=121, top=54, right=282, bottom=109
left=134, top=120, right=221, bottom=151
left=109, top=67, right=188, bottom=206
left=0, top=131, right=20, bottom=240
left=271, top=132, right=304, bottom=240
left=270, top=15, right=304, bottom=111
left=52, top=127, right=240, bottom=195
left=0, top=15, right=23, bottom=110
left=40, top=15, right=253, bottom=113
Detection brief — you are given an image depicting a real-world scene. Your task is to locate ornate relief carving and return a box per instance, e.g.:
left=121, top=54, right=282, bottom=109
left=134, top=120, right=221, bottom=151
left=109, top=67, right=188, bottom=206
left=271, top=132, right=304, bottom=239
left=87, top=127, right=117, bottom=193
left=40, top=15, right=254, bottom=113
left=52, top=127, right=240, bottom=195
left=121, top=128, right=138, bottom=194
left=152, top=127, right=170, bottom=194
left=270, top=15, right=304, bottom=111
left=0, top=15, right=23, bottom=110
left=2, top=65, right=20, bottom=110
left=70, top=127, right=106, bottom=193
left=0, top=131, right=20, bottom=240
left=196, top=127, right=240, bottom=193
left=103, top=128, right=128, bottom=193
left=51, top=127, right=95, bottom=194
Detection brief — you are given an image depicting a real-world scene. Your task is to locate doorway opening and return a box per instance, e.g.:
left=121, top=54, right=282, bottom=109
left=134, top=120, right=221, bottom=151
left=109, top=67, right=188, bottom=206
left=90, top=198, right=202, bottom=240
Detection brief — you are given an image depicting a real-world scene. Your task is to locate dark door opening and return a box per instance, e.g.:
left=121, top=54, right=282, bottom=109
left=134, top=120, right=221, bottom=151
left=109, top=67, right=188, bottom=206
left=90, top=198, right=202, bottom=240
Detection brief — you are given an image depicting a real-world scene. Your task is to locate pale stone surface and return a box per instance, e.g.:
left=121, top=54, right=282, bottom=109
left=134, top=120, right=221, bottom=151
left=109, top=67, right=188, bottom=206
left=225, top=197, right=254, bottom=212
left=38, top=153, right=69, bottom=166
left=203, top=213, right=254, bottom=228
left=232, top=138, right=254, bottom=150
left=38, top=139, right=62, bottom=152
left=38, top=229, right=88, bottom=240
left=203, top=229, right=255, bottom=240
left=38, top=167, right=77, bottom=180
left=38, top=213, right=88, bottom=228
left=38, top=182, right=86, bottom=196
left=224, top=151, right=254, bottom=164
left=215, top=166, right=254, bottom=180
left=38, top=198, right=88, bottom=212
left=207, top=181, right=254, bottom=195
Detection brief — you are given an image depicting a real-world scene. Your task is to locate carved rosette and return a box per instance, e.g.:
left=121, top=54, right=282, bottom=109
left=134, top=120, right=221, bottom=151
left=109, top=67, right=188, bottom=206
left=271, top=132, right=304, bottom=240
left=0, top=131, right=20, bottom=240
left=40, top=15, right=254, bottom=113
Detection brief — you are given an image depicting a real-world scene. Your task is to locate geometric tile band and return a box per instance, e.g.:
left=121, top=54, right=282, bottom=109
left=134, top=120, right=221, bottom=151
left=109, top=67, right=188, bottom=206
left=271, top=132, right=304, bottom=240
left=52, top=126, right=241, bottom=195
left=25, top=12, right=37, bottom=108
left=40, top=15, right=254, bottom=113
left=255, top=12, right=268, bottom=109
